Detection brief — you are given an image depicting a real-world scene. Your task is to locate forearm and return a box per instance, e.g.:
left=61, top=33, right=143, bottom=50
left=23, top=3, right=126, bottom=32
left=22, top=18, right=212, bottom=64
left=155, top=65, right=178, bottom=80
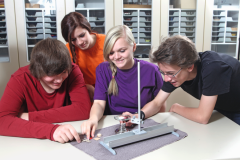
left=171, top=104, right=209, bottom=124
left=0, top=115, right=59, bottom=140
left=29, top=102, right=91, bottom=123
left=89, top=101, right=105, bottom=122
left=142, top=101, right=165, bottom=119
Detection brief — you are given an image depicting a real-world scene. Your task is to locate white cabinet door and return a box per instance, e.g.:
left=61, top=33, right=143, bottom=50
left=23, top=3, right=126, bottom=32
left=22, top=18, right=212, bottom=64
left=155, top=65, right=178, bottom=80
left=0, top=0, right=19, bottom=98
left=15, top=0, right=65, bottom=67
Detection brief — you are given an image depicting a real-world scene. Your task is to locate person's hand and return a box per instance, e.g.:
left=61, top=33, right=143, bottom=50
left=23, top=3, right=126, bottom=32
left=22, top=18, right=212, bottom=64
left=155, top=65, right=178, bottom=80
left=81, top=118, right=98, bottom=140
left=53, top=124, right=80, bottom=144
left=121, top=112, right=138, bottom=127
left=86, top=84, right=95, bottom=102
left=170, top=103, right=181, bottom=112
left=18, top=113, right=29, bottom=121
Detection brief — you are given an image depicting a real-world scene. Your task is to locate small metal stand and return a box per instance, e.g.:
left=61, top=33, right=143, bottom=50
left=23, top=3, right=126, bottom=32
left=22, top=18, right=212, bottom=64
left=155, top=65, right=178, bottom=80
left=99, top=62, right=179, bottom=155
left=114, top=115, right=131, bottom=134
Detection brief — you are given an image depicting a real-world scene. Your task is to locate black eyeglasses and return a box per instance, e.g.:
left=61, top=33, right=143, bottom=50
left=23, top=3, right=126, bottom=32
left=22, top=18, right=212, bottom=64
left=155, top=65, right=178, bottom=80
left=159, top=68, right=182, bottom=78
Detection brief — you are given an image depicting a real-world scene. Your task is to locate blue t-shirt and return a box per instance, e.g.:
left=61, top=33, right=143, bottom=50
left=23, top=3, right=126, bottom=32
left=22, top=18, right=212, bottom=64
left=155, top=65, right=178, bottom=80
left=94, top=58, right=163, bottom=115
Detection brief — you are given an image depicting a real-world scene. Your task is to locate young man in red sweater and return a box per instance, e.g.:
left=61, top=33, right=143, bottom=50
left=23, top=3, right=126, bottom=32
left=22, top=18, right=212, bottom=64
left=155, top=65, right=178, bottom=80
left=0, top=38, right=91, bottom=143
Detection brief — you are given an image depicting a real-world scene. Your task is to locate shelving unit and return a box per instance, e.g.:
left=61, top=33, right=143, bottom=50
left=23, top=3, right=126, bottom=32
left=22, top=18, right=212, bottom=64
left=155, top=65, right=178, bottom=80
left=0, top=8, right=9, bottom=62
left=75, top=0, right=105, bottom=34
left=123, top=8, right=152, bottom=58
left=204, top=0, right=240, bottom=58
left=25, top=2, right=57, bottom=61
left=169, top=9, right=196, bottom=43
left=211, top=9, right=239, bottom=57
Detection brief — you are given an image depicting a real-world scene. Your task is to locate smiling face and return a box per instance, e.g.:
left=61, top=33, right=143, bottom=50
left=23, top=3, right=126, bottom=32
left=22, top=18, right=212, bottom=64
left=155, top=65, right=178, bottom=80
left=108, top=37, right=136, bottom=70
left=158, top=63, right=195, bottom=87
left=40, top=70, right=69, bottom=93
left=71, top=26, right=92, bottom=50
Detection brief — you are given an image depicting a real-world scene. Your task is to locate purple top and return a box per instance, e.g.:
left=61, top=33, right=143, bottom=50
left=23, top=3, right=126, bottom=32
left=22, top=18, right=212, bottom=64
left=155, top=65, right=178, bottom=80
left=94, top=58, right=163, bottom=115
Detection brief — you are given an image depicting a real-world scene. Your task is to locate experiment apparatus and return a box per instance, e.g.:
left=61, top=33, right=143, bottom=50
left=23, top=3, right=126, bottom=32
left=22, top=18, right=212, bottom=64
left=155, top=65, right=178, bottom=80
left=99, top=61, right=179, bottom=155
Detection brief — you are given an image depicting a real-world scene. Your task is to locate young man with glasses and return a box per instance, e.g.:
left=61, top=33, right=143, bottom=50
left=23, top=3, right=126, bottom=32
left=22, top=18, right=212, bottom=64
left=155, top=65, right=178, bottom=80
left=144, top=35, right=240, bottom=125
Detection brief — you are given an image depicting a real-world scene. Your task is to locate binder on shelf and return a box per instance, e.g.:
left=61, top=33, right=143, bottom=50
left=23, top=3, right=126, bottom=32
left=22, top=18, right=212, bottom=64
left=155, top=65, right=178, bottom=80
left=170, top=17, right=179, bottom=22
left=225, top=37, right=237, bottom=43
left=27, top=28, right=43, bottom=33
left=124, top=17, right=137, bottom=21
left=169, top=28, right=179, bottom=32
left=26, top=12, right=42, bottom=17
left=139, top=33, right=151, bottom=37
left=213, top=11, right=225, bottom=16
left=181, top=11, right=196, bottom=16
left=131, top=28, right=138, bottom=32
left=27, top=34, right=44, bottom=39
left=27, top=17, right=43, bottom=22
left=45, top=34, right=57, bottom=39
left=139, top=38, right=151, bottom=43
left=181, top=22, right=195, bottom=27
left=27, top=23, right=43, bottom=28
left=45, top=29, right=56, bottom=34
left=139, top=28, right=151, bottom=32
left=169, top=22, right=179, bottom=27
left=169, top=11, right=179, bottom=16
left=180, top=28, right=195, bottom=32
left=44, top=18, right=55, bottom=22
left=123, top=11, right=138, bottom=16
left=139, top=11, right=151, bottom=16
left=139, top=17, right=151, bottom=22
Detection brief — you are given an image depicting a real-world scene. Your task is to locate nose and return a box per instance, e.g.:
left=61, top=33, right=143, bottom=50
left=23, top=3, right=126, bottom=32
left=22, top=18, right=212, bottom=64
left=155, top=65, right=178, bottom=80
left=54, top=75, right=63, bottom=83
left=164, top=75, right=172, bottom=82
left=76, top=38, right=83, bottom=45
left=114, top=52, right=120, bottom=59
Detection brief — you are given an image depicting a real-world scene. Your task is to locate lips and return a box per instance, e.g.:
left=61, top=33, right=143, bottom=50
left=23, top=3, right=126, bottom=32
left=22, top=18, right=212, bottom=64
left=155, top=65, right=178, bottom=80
left=53, top=83, right=61, bottom=86
left=80, top=43, right=86, bottom=48
left=115, top=59, right=124, bottom=63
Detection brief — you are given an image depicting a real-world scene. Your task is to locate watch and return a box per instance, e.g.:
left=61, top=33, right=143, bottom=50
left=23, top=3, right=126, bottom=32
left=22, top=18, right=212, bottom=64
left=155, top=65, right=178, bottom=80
left=140, top=111, right=145, bottom=120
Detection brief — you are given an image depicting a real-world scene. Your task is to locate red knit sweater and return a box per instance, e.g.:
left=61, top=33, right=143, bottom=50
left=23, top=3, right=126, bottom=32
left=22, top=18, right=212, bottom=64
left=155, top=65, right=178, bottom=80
left=0, top=63, right=91, bottom=141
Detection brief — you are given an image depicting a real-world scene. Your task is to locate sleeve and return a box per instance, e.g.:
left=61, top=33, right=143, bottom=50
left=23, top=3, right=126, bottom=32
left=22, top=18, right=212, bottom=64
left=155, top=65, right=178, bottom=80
left=202, top=61, right=232, bottom=96
left=0, top=76, right=59, bottom=141
left=94, top=63, right=109, bottom=100
left=29, top=65, right=91, bottom=123
left=161, top=81, right=177, bottom=93
left=153, top=67, right=164, bottom=97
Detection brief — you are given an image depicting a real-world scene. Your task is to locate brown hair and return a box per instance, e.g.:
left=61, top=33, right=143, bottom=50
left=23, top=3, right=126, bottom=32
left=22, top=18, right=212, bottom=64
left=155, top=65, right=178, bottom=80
left=150, top=35, right=200, bottom=68
left=103, top=25, right=135, bottom=95
left=61, top=12, right=92, bottom=63
left=29, top=38, right=72, bottom=79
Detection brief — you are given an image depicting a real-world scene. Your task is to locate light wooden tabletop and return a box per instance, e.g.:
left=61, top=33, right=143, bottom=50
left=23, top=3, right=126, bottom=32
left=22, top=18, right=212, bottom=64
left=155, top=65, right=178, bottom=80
left=0, top=111, right=240, bottom=160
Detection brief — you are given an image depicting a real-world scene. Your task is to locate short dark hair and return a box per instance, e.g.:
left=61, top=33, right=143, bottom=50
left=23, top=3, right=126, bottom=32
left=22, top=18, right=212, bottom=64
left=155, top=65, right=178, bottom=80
left=29, top=38, right=72, bottom=79
left=150, top=35, right=200, bottom=68
left=61, top=12, right=92, bottom=63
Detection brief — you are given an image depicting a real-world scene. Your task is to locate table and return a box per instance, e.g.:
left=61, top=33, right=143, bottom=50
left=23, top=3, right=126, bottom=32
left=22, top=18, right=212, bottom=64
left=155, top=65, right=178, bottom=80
left=0, top=111, right=240, bottom=160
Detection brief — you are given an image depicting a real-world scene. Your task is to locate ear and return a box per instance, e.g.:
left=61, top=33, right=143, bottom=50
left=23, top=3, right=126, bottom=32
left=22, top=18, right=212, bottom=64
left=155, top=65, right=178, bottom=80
left=187, top=64, right=194, bottom=72
left=133, top=43, right=136, bottom=52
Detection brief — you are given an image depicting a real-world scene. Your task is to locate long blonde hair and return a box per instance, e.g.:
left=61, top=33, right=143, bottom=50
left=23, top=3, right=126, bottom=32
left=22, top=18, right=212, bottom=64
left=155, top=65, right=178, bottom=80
left=103, top=25, right=135, bottom=95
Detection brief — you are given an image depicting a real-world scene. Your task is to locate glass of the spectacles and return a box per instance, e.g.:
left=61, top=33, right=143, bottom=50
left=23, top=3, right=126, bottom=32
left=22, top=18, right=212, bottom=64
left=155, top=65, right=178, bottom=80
left=159, top=68, right=182, bottom=78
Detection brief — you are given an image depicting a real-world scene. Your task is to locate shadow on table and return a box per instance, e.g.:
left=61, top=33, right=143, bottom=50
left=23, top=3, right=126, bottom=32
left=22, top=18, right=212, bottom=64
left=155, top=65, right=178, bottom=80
left=208, top=111, right=225, bottom=124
